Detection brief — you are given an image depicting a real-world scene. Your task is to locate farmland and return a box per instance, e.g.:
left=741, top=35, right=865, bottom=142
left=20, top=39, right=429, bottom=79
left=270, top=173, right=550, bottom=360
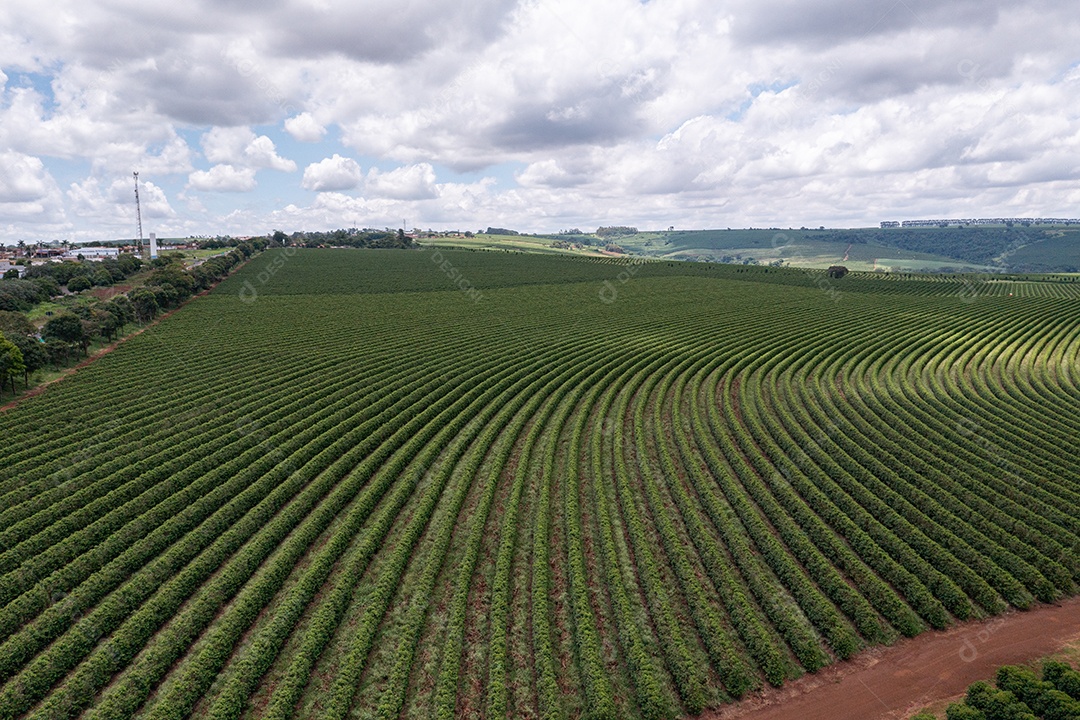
left=435, top=225, right=1080, bottom=274
left=1, top=248, right=1078, bottom=719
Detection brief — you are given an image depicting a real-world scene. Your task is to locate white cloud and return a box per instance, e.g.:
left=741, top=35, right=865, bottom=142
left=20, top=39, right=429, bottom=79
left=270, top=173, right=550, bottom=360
left=188, top=164, right=258, bottom=192
left=0, top=151, right=65, bottom=223
left=67, top=176, right=176, bottom=231
left=302, top=154, right=363, bottom=192
left=92, top=135, right=195, bottom=177
left=116, top=178, right=175, bottom=219
left=516, top=158, right=596, bottom=188
left=201, top=128, right=249, bottom=164
left=244, top=135, right=297, bottom=172
left=1, top=0, right=1079, bottom=239
left=201, top=126, right=296, bottom=172
left=365, top=163, right=438, bottom=200
left=285, top=112, right=326, bottom=142
left=0, top=71, right=196, bottom=178
left=0, top=152, right=53, bottom=203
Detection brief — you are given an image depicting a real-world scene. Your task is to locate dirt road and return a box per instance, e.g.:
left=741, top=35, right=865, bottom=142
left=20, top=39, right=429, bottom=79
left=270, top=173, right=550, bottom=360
left=703, top=595, right=1080, bottom=720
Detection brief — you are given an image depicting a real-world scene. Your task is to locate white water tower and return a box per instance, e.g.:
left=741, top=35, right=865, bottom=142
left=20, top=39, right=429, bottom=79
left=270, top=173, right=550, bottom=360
left=149, top=232, right=158, bottom=260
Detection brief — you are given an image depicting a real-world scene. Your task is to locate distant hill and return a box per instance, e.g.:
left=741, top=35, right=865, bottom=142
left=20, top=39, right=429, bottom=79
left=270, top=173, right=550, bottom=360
left=814, top=226, right=1080, bottom=271
left=999, top=229, right=1080, bottom=272
left=436, top=225, right=1080, bottom=273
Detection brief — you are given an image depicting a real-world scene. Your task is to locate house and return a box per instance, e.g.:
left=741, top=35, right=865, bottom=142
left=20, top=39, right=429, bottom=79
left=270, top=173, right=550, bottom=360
left=0, top=261, right=26, bottom=278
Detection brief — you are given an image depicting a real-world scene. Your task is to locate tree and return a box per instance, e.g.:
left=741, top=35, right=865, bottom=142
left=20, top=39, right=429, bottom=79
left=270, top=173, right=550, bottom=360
left=827, top=265, right=849, bottom=279
left=0, top=333, right=26, bottom=395
left=150, top=253, right=183, bottom=269
left=43, top=338, right=69, bottom=369
left=2, top=269, right=17, bottom=280
left=147, top=266, right=195, bottom=295
left=596, top=226, right=639, bottom=237
left=116, top=254, right=142, bottom=275
left=9, top=335, right=45, bottom=385
left=964, top=680, right=1037, bottom=720
left=101, top=258, right=125, bottom=282
left=43, top=313, right=89, bottom=356
left=31, top=275, right=61, bottom=298
left=149, top=284, right=177, bottom=309
left=0, top=278, right=52, bottom=311
left=93, top=308, right=120, bottom=341
left=0, top=310, right=34, bottom=338
left=946, top=704, right=985, bottom=719
left=128, top=288, right=159, bottom=323
left=103, top=296, right=134, bottom=331
left=68, top=275, right=92, bottom=292
left=71, top=306, right=102, bottom=343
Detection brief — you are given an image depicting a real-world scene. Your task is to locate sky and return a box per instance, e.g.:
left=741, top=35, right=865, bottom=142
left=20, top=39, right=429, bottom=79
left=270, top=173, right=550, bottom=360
left=0, top=0, right=1078, bottom=243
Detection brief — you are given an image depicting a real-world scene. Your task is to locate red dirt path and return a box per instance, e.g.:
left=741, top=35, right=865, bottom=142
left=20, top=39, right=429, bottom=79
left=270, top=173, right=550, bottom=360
left=700, top=595, right=1080, bottom=720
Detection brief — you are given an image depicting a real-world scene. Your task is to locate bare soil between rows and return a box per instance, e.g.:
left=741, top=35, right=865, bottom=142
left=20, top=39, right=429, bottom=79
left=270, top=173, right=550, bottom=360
left=700, top=594, right=1080, bottom=720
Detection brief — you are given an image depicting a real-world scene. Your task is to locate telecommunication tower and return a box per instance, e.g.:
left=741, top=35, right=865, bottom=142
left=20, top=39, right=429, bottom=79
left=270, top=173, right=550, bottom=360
left=133, top=171, right=144, bottom=243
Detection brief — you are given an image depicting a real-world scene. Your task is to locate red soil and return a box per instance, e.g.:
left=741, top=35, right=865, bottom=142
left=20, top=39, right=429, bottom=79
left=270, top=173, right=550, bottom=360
left=700, top=595, right=1080, bottom=720
left=88, top=283, right=135, bottom=300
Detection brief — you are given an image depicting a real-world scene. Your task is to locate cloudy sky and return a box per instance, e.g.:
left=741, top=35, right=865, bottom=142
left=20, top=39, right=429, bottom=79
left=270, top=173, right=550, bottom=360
left=1, top=0, right=1078, bottom=242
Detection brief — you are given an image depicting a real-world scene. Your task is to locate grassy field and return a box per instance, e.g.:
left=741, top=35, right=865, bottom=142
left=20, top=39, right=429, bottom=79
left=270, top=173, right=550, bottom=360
left=417, top=234, right=605, bottom=256
left=0, top=248, right=1078, bottom=719
left=25, top=295, right=98, bottom=323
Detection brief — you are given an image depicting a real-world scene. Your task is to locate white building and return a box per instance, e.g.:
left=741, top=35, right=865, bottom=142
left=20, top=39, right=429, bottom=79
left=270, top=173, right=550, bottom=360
left=74, top=246, right=122, bottom=259
left=0, top=261, right=25, bottom=278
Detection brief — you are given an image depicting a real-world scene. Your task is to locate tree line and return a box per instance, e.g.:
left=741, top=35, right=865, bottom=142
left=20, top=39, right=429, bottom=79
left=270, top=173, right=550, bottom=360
left=0, top=254, right=144, bottom=312
left=911, top=659, right=1080, bottom=719
left=273, top=228, right=416, bottom=249
left=0, top=240, right=265, bottom=397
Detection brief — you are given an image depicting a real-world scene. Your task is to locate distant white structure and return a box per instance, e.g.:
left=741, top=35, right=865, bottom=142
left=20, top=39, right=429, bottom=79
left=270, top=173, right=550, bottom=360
left=149, top=232, right=158, bottom=260
left=0, top=261, right=25, bottom=278
left=76, top=246, right=121, bottom=259
left=895, top=217, right=1080, bottom=228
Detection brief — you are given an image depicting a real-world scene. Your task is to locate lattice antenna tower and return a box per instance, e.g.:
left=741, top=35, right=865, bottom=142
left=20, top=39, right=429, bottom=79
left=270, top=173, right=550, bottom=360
left=133, top=171, right=144, bottom=243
